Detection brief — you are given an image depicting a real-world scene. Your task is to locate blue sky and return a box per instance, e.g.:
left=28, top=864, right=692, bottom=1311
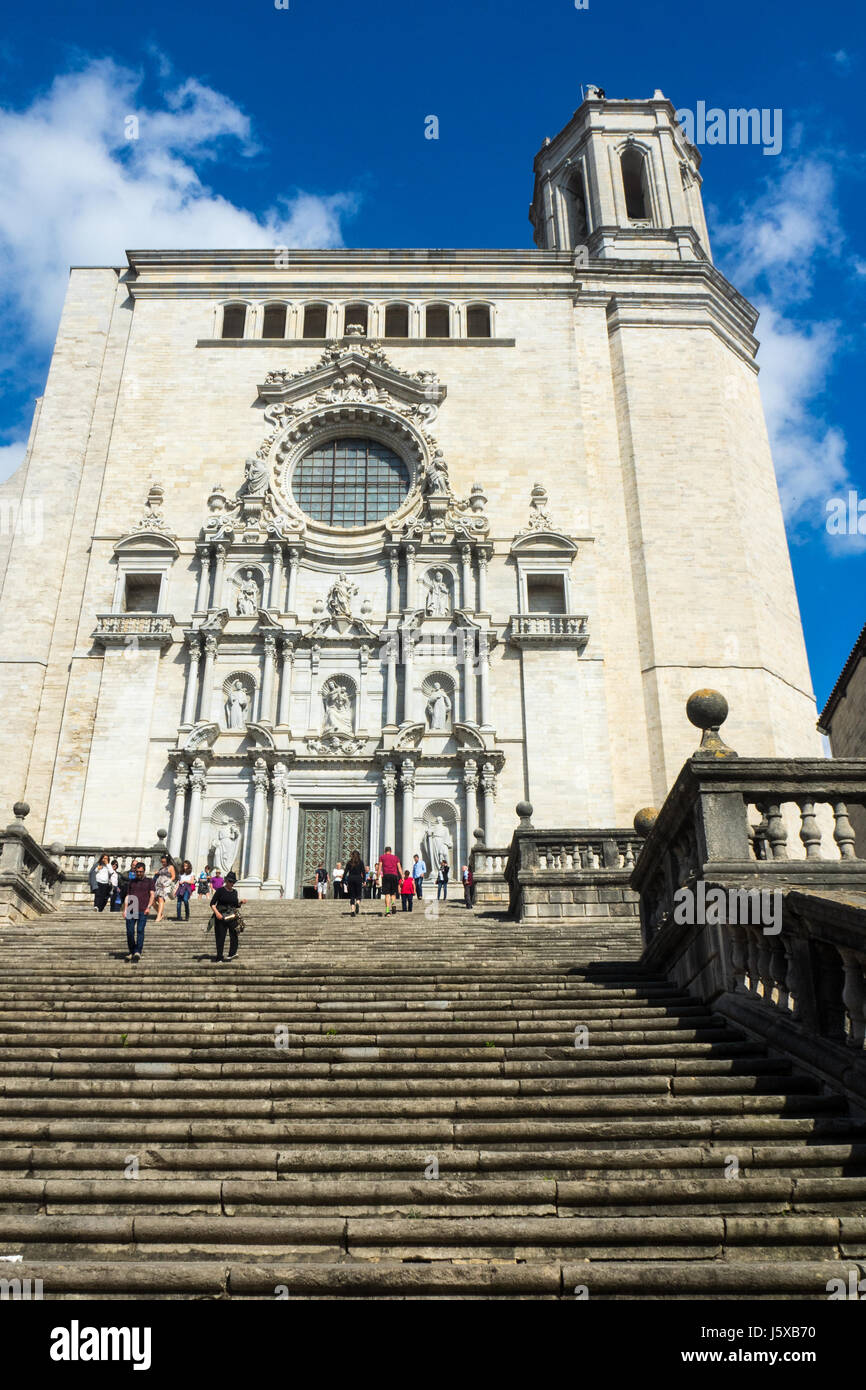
left=0, top=0, right=863, bottom=707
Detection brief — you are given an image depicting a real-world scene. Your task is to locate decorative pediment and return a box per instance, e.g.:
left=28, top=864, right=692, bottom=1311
left=259, top=342, right=446, bottom=421
left=510, top=531, right=578, bottom=555
left=182, top=722, right=220, bottom=752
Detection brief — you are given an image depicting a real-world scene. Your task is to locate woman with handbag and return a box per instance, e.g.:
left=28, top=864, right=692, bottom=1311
left=153, top=855, right=176, bottom=923
left=210, top=871, right=247, bottom=964
left=175, top=860, right=196, bottom=921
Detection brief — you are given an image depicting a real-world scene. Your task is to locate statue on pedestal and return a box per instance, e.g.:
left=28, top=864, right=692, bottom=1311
left=422, top=570, right=451, bottom=617
left=239, top=456, right=269, bottom=496
left=327, top=573, right=358, bottom=620
left=211, top=818, right=241, bottom=876
left=226, top=680, right=250, bottom=729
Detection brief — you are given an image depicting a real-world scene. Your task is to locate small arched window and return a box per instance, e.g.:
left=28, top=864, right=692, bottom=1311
left=385, top=304, right=409, bottom=337
left=425, top=304, right=451, bottom=338
left=344, top=303, right=369, bottom=335
left=621, top=147, right=651, bottom=221
left=466, top=305, right=491, bottom=338
left=262, top=303, right=287, bottom=338
left=221, top=303, right=247, bottom=339
left=303, top=303, right=328, bottom=338
left=565, top=171, right=588, bottom=244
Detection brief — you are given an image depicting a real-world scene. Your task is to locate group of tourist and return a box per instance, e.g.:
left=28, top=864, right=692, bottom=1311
left=88, top=852, right=245, bottom=965
left=313, top=851, right=474, bottom=914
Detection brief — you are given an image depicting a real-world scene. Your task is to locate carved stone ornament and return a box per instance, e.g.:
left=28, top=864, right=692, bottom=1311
left=305, top=731, right=367, bottom=756
left=519, top=483, right=555, bottom=535
left=132, top=482, right=174, bottom=537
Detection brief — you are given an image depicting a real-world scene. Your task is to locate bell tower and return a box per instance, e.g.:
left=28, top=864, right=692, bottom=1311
left=529, top=87, right=711, bottom=262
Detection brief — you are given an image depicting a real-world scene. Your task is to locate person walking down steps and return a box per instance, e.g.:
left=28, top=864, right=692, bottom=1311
left=175, top=861, right=196, bottom=921
left=123, top=863, right=154, bottom=963
left=344, top=850, right=366, bottom=917
left=210, top=872, right=247, bottom=964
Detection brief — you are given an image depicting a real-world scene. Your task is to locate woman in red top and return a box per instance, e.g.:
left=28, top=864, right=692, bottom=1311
left=399, top=873, right=416, bottom=912
left=376, top=846, right=403, bottom=916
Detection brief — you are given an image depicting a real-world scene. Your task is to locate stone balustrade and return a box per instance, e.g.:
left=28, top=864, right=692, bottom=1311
left=632, top=690, right=866, bottom=1106
left=469, top=843, right=510, bottom=907
left=507, top=613, right=589, bottom=649
left=53, top=832, right=170, bottom=903
left=0, top=803, right=63, bottom=923
left=92, top=613, right=174, bottom=648
left=504, top=803, right=641, bottom=922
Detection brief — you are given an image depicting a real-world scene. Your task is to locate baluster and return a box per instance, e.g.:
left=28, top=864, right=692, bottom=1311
left=768, top=939, right=789, bottom=1010
left=839, top=949, right=866, bottom=1048
left=750, top=810, right=770, bottom=861
left=761, top=802, right=788, bottom=860
left=728, top=925, right=748, bottom=993
left=623, top=842, right=635, bottom=869
left=745, top=928, right=761, bottom=996
left=833, top=801, right=857, bottom=860
left=755, top=934, right=773, bottom=1002
left=782, top=939, right=801, bottom=1018
left=798, top=800, right=823, bottom=860
left=564, top=849, right=574, bottom=869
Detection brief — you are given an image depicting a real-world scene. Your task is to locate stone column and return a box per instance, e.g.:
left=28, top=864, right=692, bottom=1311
left=479, top=640, right=492, bottom=727
left=168, top=769, right=189, bottom=859
left=385, top=631, right=398, bottom=727
left=477, top=552, right=488, bottom=612
left=463, top=760, right=479, bottom=852
left=481, top=762, right=496, bottom=843
left=286, top=548, right=300, bottom=612
left=404, top=545, right=416, bottom=612
left=388, top=552, right=400, bottom=613
left=185, top=759, right=207, bottom=864
left=247, top=759, right=269, bottom=883
left=212, top=545, right=227, bottom=610
left=400, top=759, right=415, bottom=865
left=182, top=635, right=201, bottom=726
left=382, top=761, right=397, bottom=850
left=357, top=644, right=369, bottom=732
left=403, top=622, right=415, bottom=724
left=196, top=550, right=212, bottom=611
left=463, top=637, right=477, bottom=724
left=260, top=634, right=277, bottom=723
left=198, top=634, right=218, bottom=723
left=268, top=542, right=284, bottom=610
left=461, top=545, right=473, bottom=610
left=277, top=640, right=294, bottom=726
left=266, top=761, right=289, bottom=885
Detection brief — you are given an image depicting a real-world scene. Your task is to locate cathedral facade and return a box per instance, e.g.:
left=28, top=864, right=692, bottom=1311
left=0, top=90, right=824, bottom=895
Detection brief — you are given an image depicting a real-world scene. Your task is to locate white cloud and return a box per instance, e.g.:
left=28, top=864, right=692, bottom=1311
left=714, top=157, right=854, bottom=534
left=832, top=49, right=853, bottom=70
left=0, top=57, right=357, bottom=345
left=0, top=440, right=27, bottom=485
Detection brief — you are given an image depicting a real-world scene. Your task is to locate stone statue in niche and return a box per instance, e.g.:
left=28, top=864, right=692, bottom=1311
left=211, top=817, right=242, bottom=876
left=425, top=682, right=452, bottom=731
left=234, top=569, right=260, bottom=616
left=322, top=679, right=354, bottom=735
left=424, top=816, right=453, bottom=874
left=422, top=570, right=451, bottom=617
left=238, top=456, right=269, bottom=496
left=226, top=680, right=250, bottom=729
left=326, top=572, right=358, bottom=620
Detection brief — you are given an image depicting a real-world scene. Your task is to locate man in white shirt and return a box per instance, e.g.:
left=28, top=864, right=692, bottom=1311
left=332, top=862, right=344, bottom=899
left=411, top=853, right=426, bottom=899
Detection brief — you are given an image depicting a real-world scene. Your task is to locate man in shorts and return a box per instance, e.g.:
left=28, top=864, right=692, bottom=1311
left=376, top=846, right=403, bottom=916
left=314, top=864, right=329, bottom=900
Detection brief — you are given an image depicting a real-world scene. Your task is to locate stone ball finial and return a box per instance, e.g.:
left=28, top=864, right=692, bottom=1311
left=473, top=828, right=486, bottom=843
left=516, top=801, right=534, bottom=829
left=48, top=841, right=65, bottom=856
left=12, top=801, right=30, bottom=821
left=633, top=807, right=658, bottom=837
left=686, top=689, right=728, bottom=731
left=686, top=689, right=737, bottom=760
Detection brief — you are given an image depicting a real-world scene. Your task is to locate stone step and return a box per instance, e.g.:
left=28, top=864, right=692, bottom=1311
left=1, top=1258, right=858, bottom=1299
left=0, top=907, right=860, bottom=1299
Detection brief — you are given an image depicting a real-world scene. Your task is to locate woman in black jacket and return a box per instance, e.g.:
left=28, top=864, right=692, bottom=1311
left=344, top=850, right=366, bottom=917
left=210, top=872, right=247, bottom=963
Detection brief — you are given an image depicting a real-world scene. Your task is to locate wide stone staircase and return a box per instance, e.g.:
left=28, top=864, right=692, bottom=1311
left=1, top=895, right=865, bottom=1299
